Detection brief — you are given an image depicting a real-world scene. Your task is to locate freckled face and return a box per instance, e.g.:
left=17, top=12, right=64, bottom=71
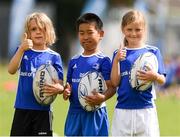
left=28, top=19, right=46, bottom=47
left=78, top=23, right=103, bottom=55
left=122, top=22, right=145, bottom=46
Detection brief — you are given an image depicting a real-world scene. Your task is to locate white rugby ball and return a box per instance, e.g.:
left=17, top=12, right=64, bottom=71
left=33, top=64, right=58, bottom=105
left=78, top=71, right=107, bottom=111
left=130, top=52, right=158, bottom=91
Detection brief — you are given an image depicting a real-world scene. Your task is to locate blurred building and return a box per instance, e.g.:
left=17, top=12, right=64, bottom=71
left=0, top=0, right=180, bottom=65
left=100, top=0, right=180, bottom=59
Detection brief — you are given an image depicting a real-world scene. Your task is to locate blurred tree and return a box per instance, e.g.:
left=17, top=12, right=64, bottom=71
left=54, top=0, right=85, bottom=66
left=108, top=0, right=133, bottom=7
left=0, top=1, right=11, bottom=63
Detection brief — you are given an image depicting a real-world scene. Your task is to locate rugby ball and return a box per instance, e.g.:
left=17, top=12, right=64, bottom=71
left=78, top=71, right=107, bottom=111
left=33, top=64, right=58, bottom=105
left=130, top=52, right=158, bottom=91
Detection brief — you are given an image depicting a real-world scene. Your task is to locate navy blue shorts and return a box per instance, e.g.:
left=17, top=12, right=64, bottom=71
left=10, top=108, right=53, bottom=136
left=64, top=107, right=109, bottom=136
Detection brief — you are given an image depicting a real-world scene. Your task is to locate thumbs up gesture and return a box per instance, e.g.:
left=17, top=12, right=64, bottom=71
left=114, top=44, right=127, bottom=62
left=20, top=33, right=33, bottom=51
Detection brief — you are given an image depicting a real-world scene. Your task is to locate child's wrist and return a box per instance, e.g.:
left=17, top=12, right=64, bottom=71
left=114, top=58, right=119, bottom=63
left=155, top=74, right=159, bottom=82
left=18, top=46, right=25, bottom=53
left=58, top=86, right=64, bottom=94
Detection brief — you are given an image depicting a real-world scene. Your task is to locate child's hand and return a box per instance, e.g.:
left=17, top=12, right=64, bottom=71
left=85, top=90, right=105, bottom=106
left=63, top=83, right=71, bottom=100
left=114, top=46, right=126, bottom=62
left=43, top=79, right=64, bottom=96
left=137, top=65, right=158, bottom=82
left=20, top=33, right=33, bottom=52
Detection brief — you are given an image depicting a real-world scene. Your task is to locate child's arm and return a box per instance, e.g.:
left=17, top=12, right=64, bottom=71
left=111, top=49, right=126, bottom=87
left=155, top=73, right=166, bottom=85
left=102, top=80, right=116, bottom=101
left=137, top=68, right=166, bottom=85
left=8, top=47, right=25, bottom=74
left=8, top=33, right=33, bottom=74
left=63, top=83, right=71, bottom=100
left=111, top=57, right=121, bottom=87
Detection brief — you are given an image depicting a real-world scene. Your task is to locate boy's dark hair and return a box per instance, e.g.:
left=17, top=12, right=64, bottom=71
left=76, top=13, right=103, bottom=31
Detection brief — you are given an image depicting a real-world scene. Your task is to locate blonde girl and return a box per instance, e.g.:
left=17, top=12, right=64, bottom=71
left=8, top=12, right=64, bottom=136
left=111, top=10, right=166, bottom=136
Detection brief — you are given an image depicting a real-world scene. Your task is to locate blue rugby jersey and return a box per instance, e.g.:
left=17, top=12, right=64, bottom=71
left=112, top=45, right=166, bottom=109
left=66, top=52, right=111, bottom=113
left=14, top=48, right=63, bottom=111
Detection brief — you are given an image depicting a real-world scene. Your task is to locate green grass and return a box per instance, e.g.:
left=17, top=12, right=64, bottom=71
left=156, top=95, right=180, bottom=135
left=1, top=64, right=180, bottom=136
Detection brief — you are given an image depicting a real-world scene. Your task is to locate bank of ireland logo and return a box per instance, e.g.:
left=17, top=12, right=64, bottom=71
left=92, top=63, right=99, bottom=70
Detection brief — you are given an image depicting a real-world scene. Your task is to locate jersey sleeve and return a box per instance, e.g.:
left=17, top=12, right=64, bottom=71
left=111, top=49, right=118, bottom=63
left=101, top=57, right=112, bottom=81
left=53, top=54, right=64, bottom=80
left=154, top=49, right=166, bottom=76
left=66, top=60, right=73, bottom=84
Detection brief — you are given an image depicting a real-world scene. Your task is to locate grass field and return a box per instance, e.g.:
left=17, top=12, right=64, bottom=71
left=0, top=64, right=180, bottom=136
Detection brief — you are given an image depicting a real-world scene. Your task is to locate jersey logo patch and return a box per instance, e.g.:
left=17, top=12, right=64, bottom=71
left=46, top=60, right=52, bottom=65
left=92, top=63, right=99, bottom=70
left=24, top=55, right=28, bottom=60
left=73, top=64, right=77, bottom=69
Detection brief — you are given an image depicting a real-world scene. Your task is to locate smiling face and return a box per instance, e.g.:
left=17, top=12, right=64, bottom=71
left=122, top=21, right=145, bottom=47
left=28, top=19, right=46, bottom=49
left=78, top=22, right=104, bottom=55
left=24, top=12, right=56, bottom=50
left=121, top=10, right=146, bottom=48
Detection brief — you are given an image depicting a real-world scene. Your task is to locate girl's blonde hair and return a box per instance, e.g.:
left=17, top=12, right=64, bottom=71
left=24, top=12, right=56, bottom=46
left=121, top=10, right=146, bottom=46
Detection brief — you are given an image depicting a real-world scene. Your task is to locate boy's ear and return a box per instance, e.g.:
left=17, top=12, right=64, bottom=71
left=100, top=30, right=104, bottom=37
